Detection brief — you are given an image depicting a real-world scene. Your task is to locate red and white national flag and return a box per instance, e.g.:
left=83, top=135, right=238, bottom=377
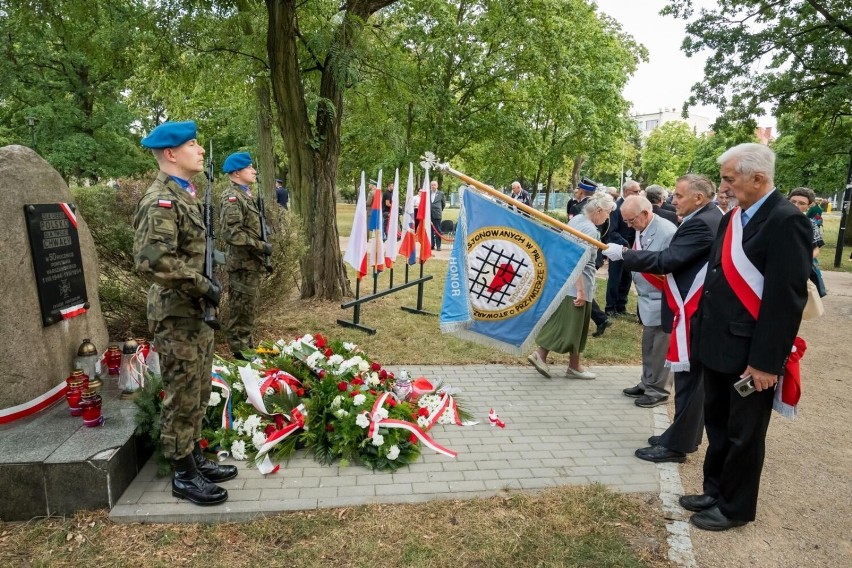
left=416, top=168, right=432, bottom=264
left=397, top=163, right=417, bottom=265
left=384, top=168, right=400, bottom=268
left=343, top=172, right=369, bottom=279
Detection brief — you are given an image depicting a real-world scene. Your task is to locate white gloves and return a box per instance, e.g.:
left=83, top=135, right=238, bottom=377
left=602, top=243, right=624, bottom=261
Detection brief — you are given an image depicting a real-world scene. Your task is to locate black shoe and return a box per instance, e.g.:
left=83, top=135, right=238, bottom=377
left=648, top=435, right=662, bottom=446
left=679, top=494, right=718, bottom=512
left=592, top=319, right=611, bottom=337
left=690, top=506, right=748, bottom=531
left=171, top=454, right=228, bottom=506
left=192, top=443, right=238, bottom=483
left=635, top=394, right=669, bottom=408
left=634, top=445, right=686, bottom=463
left=623, top=385, right=644, bottom=398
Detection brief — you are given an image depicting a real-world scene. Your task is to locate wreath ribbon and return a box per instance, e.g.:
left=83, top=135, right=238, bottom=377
left=368, top=393, right=457, bottom=458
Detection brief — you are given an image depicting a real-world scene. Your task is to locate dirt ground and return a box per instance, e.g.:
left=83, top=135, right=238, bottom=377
left=677, top=269, right=852, bottom=567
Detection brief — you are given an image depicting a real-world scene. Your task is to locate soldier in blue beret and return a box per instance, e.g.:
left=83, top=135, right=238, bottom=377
left=133, top=121, right=237, bottom=506
left=219, top=152, right=271, bottom=361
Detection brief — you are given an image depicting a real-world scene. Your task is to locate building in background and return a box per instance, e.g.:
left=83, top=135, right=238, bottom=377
left=633, top=108, right=711, bottom=139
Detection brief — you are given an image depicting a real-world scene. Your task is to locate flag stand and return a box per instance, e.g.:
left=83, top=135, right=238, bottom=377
left=400, top=262, right=436, bottom=316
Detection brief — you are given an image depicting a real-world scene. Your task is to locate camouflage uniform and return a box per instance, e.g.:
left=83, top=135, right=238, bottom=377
left=133, top=172, right=215, bottom=460
left=219, top=183, right=266, bottom=355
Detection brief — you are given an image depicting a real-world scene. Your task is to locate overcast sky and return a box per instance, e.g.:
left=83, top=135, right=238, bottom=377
left=593, top=0, right=775, bottom=127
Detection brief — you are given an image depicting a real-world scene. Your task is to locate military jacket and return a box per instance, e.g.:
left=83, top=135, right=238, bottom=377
left=219, top=183, right=265, bottom=271
left=133, top=172, right=212, bottom=321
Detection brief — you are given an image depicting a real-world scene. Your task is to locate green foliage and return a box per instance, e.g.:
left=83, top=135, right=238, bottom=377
left=773, top=114, right=850, bottom=193
left=133, top=372, right=171, bottom=475
left=640, top=121, right=698, bottom=187
left=691, top=121, right=759, bottom=181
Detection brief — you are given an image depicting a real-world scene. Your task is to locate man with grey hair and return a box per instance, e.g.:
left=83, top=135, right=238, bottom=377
left=645, top=184, right=679, bottom=226
left=605, top=180, right=641, bottom=317
left=604, top=174, right=722, bottom=464
left=509, top=181, right=531, bottom=207
left=681, top=143, right=811, bottom=531
left=617, top=195, right=677, bottom=407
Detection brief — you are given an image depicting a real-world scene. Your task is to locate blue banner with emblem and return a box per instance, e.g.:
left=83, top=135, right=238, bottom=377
left=440, top=187, right=591, bottom=355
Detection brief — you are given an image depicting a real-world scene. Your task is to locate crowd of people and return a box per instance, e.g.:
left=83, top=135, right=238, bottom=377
left=526, top=143, right=814, bottom=531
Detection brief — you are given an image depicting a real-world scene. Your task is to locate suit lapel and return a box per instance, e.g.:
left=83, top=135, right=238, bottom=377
left=741, top=190, right=779, bottom=244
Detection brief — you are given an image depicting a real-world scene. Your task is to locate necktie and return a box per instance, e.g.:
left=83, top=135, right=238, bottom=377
left=741, top=211, right=749, bottom=226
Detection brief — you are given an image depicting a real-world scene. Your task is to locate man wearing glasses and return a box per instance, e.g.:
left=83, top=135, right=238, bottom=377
left=603, top=174, right=722, bottom=464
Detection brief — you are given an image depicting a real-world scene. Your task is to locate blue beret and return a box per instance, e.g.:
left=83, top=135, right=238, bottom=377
left=222, top=152, right=252, bottom=173
left=578, top=177, right=597, bottom=193
left=141, top=121, right=197, bottom=149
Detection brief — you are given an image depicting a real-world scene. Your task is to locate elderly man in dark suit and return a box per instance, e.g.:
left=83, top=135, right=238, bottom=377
left=604, top=180, right=641, bottom=318
left=603, top=174, right=722, bottom=464
left=680, top=144, right=811, bottom=531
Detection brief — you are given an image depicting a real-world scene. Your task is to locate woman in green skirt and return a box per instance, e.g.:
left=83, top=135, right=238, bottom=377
left=527, top=191, right=615, bottom=379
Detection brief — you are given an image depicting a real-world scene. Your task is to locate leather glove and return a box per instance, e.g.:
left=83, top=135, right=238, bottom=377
left=602, top=243, right=624, bottom=261
left=261, top=242, right=273, bottom=255
left=203, top=278, right=221, bottom=308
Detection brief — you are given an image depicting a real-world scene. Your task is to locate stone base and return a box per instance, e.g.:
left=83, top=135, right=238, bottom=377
left=0, top=379, right=146, bottom=521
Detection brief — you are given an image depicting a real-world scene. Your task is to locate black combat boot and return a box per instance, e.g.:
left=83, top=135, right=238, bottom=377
left=171, top=454, right=228, bottom=506
left=192, top=442, right=238, bottom=483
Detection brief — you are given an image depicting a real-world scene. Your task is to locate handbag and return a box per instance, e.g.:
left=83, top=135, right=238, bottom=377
left=802, top=279, right=825, bottom=320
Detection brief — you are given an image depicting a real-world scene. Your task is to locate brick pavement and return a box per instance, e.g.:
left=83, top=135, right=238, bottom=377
left=110, top=364, right=661, bottom=523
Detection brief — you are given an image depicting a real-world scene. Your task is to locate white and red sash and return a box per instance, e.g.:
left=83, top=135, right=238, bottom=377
left=721, top=206, right=800, bottom=417
left=634, top=230, right=665, bottom=292
left=663, top=264, right=707, bottom=372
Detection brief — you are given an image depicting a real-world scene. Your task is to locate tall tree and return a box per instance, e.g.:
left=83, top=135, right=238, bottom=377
left=266, top=0, right=396, bottom=300
left=640, top=121, right=698, bottom=187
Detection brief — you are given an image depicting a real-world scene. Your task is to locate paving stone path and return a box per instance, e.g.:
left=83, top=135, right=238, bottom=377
left=111, top=364, right=661, bottom=523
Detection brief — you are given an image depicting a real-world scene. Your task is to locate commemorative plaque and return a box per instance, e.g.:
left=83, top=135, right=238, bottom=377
left=24, top=203, right=89, bottom=326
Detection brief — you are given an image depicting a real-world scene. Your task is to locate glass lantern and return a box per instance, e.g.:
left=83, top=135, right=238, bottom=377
left=79, top=389, right=104, bottom=427
left=104, top=345, right=122, bottom=376
left=75, top=338, right=102, bottom=391
left=118, top=338, right=141, bottom=397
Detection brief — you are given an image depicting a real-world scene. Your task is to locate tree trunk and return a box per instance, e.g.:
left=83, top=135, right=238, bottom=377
left=255, top=79, right=277, bottom=211
left=544, top=167, right=554, bottom=211
left=571, top=156, right=585, bottom=191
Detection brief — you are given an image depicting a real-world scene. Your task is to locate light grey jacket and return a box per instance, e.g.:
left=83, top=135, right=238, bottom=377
left=631, top=215, right=677, bottom=326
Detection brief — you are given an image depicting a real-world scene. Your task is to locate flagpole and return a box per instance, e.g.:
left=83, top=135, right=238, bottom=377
left=423, top=154, right=607, bottom=250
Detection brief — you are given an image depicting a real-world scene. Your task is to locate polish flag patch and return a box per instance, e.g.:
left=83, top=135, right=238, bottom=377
left=228, top=196, right=238, bottom=202
left=157, top=199, right=172, bottom=208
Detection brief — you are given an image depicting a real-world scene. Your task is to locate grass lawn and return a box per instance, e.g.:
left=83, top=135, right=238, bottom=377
left=817, top=213, right=852, bottom=273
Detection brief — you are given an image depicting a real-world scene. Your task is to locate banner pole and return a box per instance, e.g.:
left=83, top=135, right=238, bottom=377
left=424, top=156, right=607, bottom=250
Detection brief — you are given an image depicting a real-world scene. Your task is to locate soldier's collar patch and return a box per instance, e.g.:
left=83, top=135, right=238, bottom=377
left=228, top=196, right=238, bottom=202
left=157, top=199, right=173, bottom=208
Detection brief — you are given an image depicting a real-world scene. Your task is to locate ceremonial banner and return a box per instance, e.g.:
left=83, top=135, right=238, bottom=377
left=384, top=168, right=400, bottom=268
left=398, top=164, right=417, bottom=265
left=440, top=187, right=590, bottom=354
left=343, top=172, right=368, bottom=278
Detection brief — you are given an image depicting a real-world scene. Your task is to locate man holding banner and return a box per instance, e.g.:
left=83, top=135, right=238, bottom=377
left=604, top=174, right=722, bottom=464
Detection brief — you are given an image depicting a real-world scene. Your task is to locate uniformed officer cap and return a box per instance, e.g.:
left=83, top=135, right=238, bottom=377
left=141, top=121, right=197, bottom=149
left=222, top=152, right=253, bottom=173
left=578, top=177, right=598, bottom=193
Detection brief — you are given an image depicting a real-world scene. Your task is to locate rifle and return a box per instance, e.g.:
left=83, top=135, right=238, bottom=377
left=202, top=140, right=221, bottom=330
left=256, top=172, right=273, bottom=273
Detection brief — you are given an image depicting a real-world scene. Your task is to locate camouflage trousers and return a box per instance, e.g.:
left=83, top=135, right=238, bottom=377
left=224, top=268, right=262, bottom=354
left=150, top=316, right=214, bottom=460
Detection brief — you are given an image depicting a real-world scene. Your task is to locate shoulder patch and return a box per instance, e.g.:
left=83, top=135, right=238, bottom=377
left=228, top=196, right=238, bottom=202
left=157, top=199, right=173, bottom=208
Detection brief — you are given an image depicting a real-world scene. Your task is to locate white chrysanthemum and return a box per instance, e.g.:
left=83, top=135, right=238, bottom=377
left=230, top=440, right=247, bottom=460
left=375, top=407, right=389, bottom=420
left=208, top=391, right=222, bottom=406
left=306, top=351, right=325, bottom=367
left=244, top=414, right=263, bottom=434
left=343, top=342, right=357, bottom=352
left=331, top=395, right=343, bottom=409
left=282, top=344, right=294, bottom=355
left=355, top=413, right=370, bottom=428
left=419, top=394, right=440, bottom=408
left=371, top=434, right=384, bottom=447
left=328, top=354, right=344, bottom=366
left=368, top=372, right=380, bottom=386
left=252, top=431, right=267, bottom=449
left=352, top=394, right=366, bottom=406
left=300, top=334, right=314, bottom=344
left=358, top=361, right=370, bottom=373
left=232, top=382, right=244, bottom=392
left=439, top=411, right=454, bottom=425
left=417, top=416, right=430, bottom=429
left=334, top=408, right=349, bottom=419
left=387, top=445, right=400, bottom=460
left=233, top=418, right=244, bottom=432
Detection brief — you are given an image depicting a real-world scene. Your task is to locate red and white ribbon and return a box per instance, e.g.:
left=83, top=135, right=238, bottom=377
left=664, top=264, right=707, bottom=372
left=368, top=393, right=457, bottom=458
left=634, top=230, right=666, bottom=291
left=0, top=381, right=67, bottom=424
left=255, top=404, right=307, bottom=474
left=721, top=207, right=763, bottom=319
left=59, top=202, right=78, bottom=228
left=59, top=303, right=87, bottom=320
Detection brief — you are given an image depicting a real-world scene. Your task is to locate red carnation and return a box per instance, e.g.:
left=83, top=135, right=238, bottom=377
left=265, top=424, right=276, bottom=436
left=297, top=388, right=305, bottom=397
left=158, top=390, right=166, bottom=400
left=369, top=389, right=378, bottom=396
left=371, top=362, right=381, bottom=371
left=315, top=334, right=327, bottom=348
left=379, top=369, right=388, bottom=380
left=409, top=434, right=419, bottom=445
left=199, top=438, right=209, bottom=450
left=351, top=377, right=364, bottom=386
left=418, top=407, right=430, bottom=417
left=318, top=370, right=326, bottom=378
left=324, top=348, right=333, bottom=357
left=337, top=381, right=348, bottom=391
left=387, top=398, right=397, bottom=407
left=274, top=414, right=286, bottom=429
left=349, top=390, right=359, bottom=397
left=326, top=423, right=335, bottom=432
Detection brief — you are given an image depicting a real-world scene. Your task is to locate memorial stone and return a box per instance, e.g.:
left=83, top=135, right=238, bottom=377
left=0, top=145, right=108, bottom=415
